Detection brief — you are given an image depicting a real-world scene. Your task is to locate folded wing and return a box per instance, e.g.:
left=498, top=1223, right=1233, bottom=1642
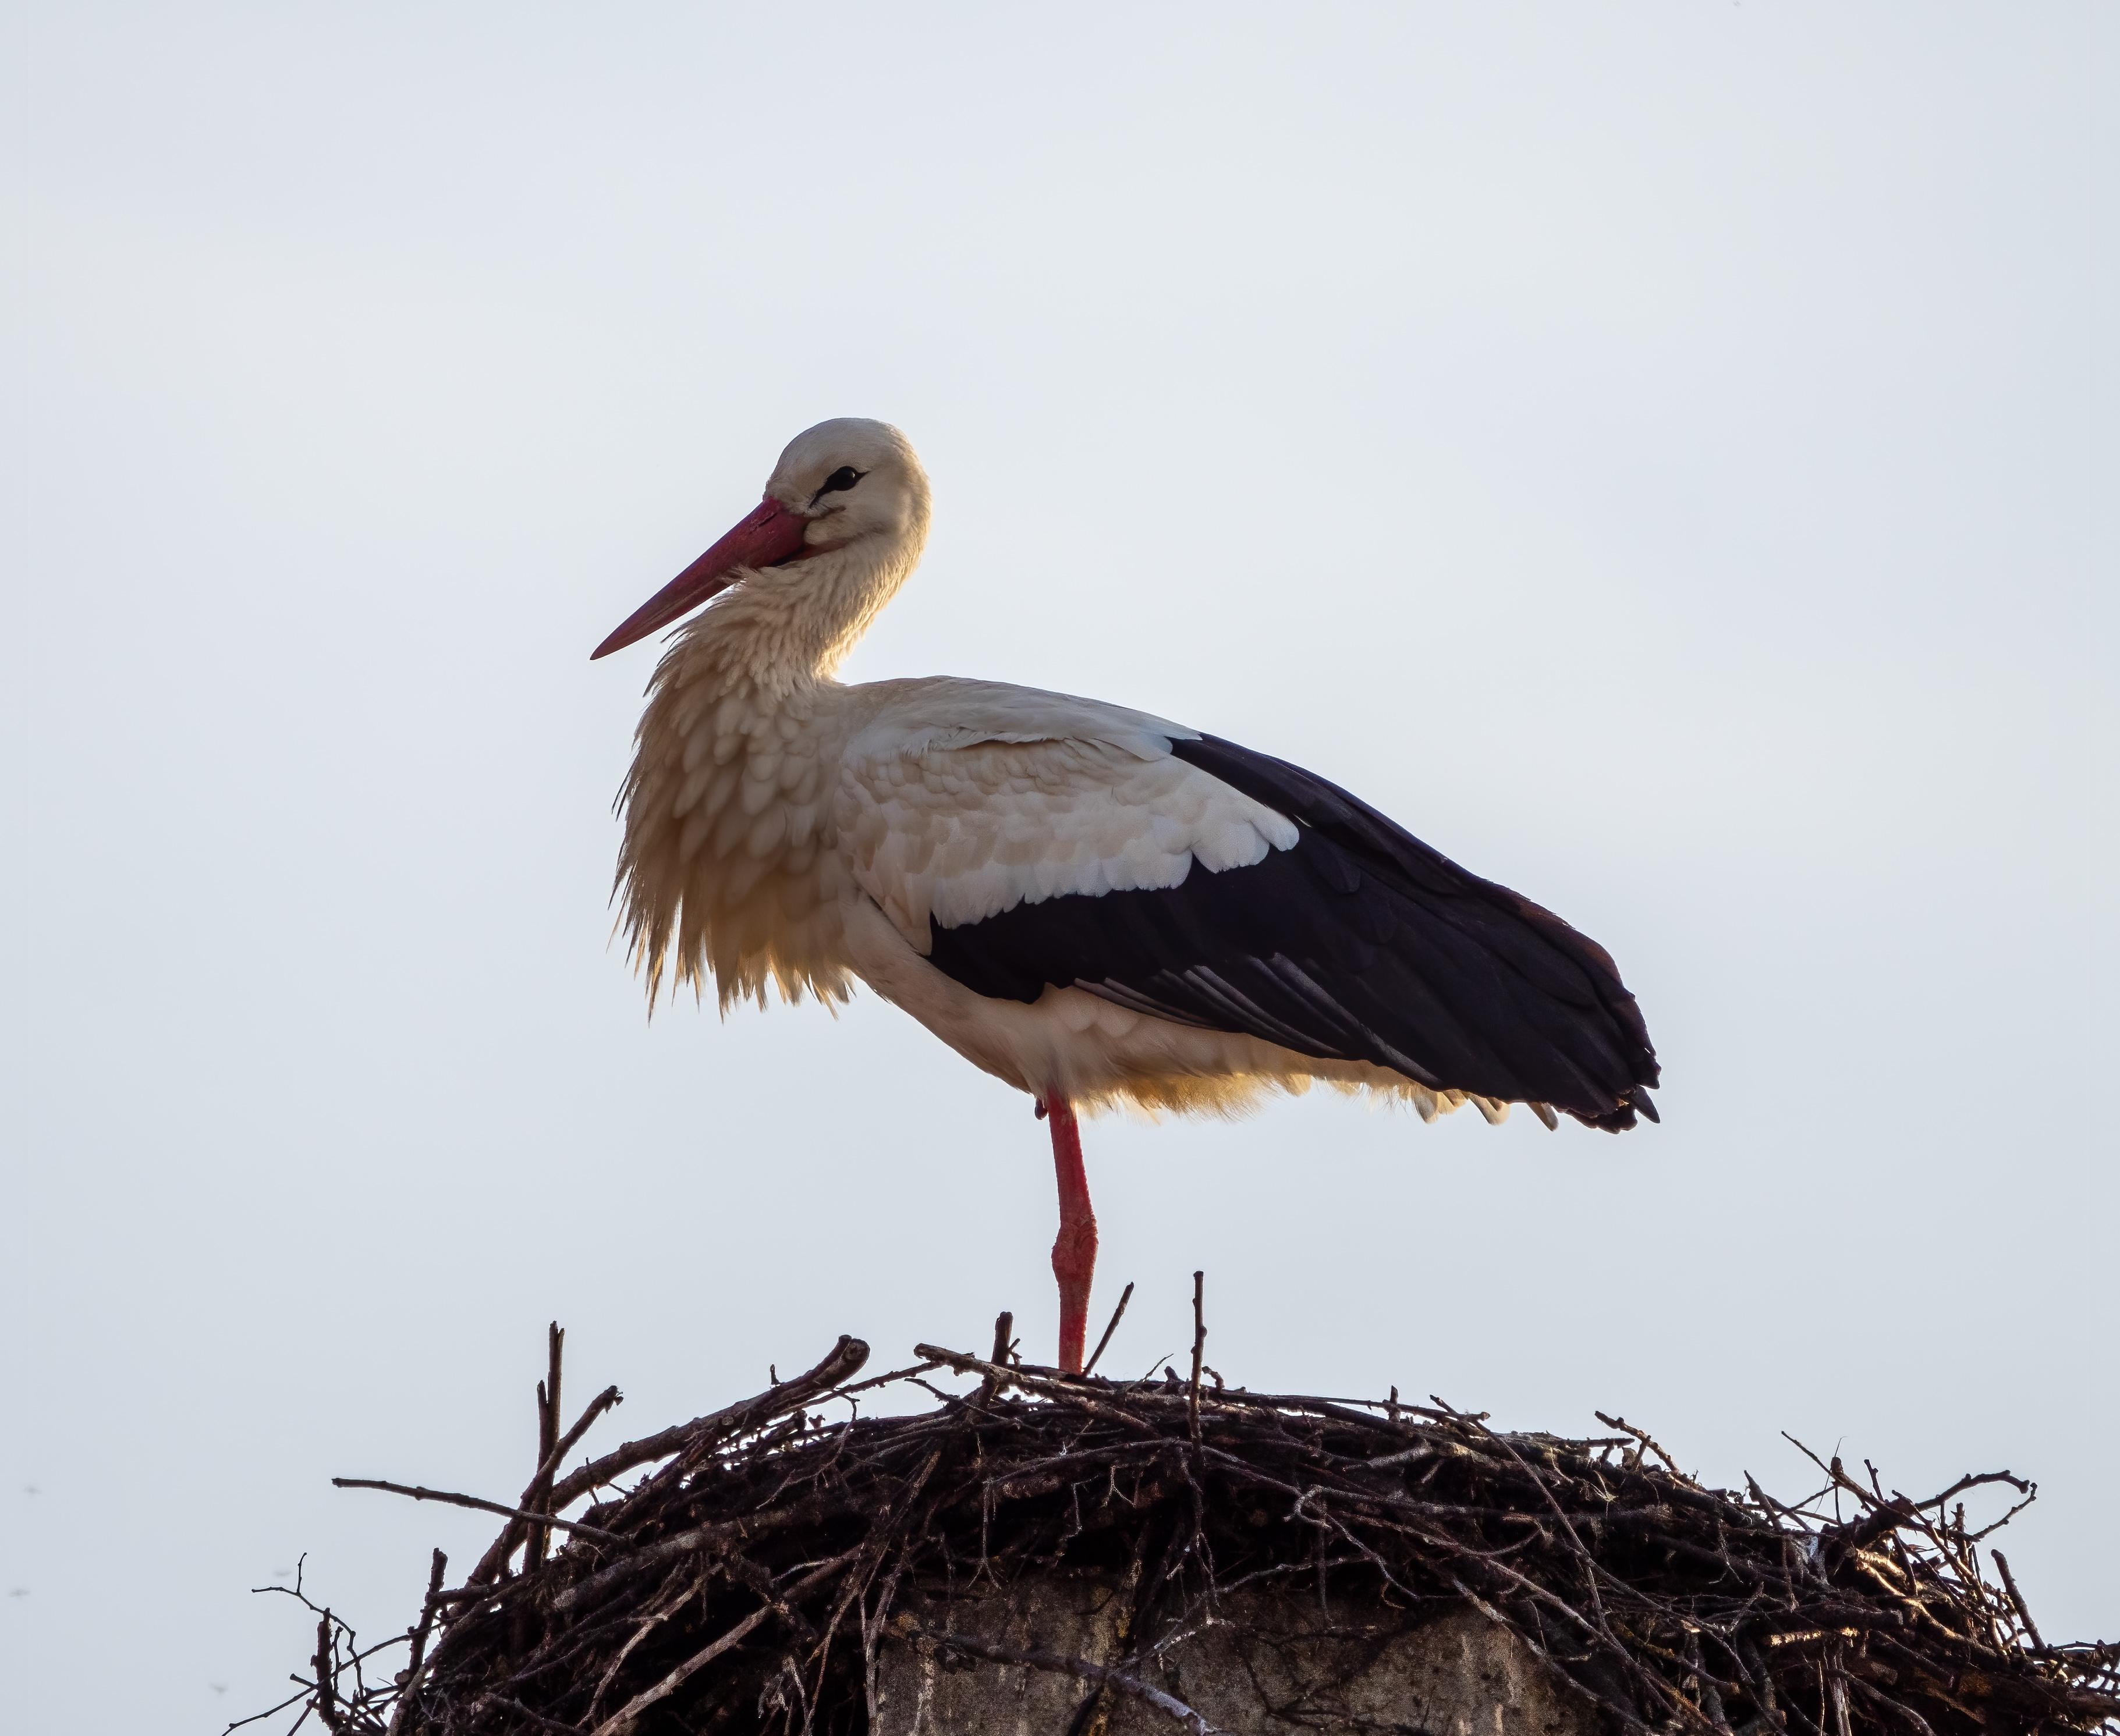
left=837, top=688, right=1658, bottom=1130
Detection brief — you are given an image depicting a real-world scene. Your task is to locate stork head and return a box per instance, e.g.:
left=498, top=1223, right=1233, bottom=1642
left=591, top=417, right=930, bottom=660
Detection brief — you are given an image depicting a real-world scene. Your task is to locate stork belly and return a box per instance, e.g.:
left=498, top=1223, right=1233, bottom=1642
left=839, top=897, right=1429, bottom=1116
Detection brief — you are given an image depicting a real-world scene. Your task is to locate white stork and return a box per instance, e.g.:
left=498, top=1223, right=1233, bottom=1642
left=593, top=418, right=1658, bottom=1372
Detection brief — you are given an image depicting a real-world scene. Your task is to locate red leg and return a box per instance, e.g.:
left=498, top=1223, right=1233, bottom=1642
left=1042, top=1094, right=1097, bottom=1373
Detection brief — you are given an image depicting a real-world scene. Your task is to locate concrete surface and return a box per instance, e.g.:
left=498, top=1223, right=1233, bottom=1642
left=871, top=1569, right=1597, bottom=1736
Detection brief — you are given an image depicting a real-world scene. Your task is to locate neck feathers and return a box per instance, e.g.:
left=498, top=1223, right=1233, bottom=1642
left=664, top=507, right=930, bottom=697
left=614, top=512, right=927, bottom=1011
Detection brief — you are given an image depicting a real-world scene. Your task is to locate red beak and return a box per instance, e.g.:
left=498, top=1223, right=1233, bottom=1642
left=590, top=496, right=811, bottom=660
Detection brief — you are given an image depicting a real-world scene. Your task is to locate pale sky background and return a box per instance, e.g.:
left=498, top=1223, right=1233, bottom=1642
left=3, top=5, right=2112, bottom=1728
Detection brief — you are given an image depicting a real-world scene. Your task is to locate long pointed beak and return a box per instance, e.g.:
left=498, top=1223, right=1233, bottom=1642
left=591, top=496, right=811, bottom=660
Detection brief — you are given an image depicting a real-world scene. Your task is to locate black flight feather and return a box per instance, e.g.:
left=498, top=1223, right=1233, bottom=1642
left=922, top=733, right=1660, bottom=1131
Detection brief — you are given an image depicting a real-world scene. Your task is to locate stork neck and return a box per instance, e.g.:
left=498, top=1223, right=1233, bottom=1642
left=672, top=531, right=921, bottom=697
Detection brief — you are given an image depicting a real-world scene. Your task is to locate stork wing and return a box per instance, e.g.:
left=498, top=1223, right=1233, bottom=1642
left=838, top=686, right=1659, bottom=1130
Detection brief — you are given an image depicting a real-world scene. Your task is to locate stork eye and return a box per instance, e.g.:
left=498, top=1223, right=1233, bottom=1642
left=820, top=466, right=862, bottom=494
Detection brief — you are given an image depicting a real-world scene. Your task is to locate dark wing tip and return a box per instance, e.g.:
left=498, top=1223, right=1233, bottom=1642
left=1569, top=1085, right=1658, bottom=1134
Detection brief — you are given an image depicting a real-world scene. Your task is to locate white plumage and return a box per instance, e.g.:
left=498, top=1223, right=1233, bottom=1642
left=840, top=683, right=1295, bottom=943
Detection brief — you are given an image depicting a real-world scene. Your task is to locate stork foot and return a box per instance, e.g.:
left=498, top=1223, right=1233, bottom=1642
left=1042, top=1094, right=1097, bottom=1373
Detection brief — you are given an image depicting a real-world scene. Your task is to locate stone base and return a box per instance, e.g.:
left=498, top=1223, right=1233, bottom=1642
left=873, top=1569, right=1596, bottom=1736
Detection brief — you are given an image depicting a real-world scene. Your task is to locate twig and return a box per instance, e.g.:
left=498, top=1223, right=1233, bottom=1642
left=1991, top=1550, right=2045, bottom=1650
left=528, top=1322, right=564, bottom=1568
left=587, top=1582, right=697, bottom=1720
left=544, top=1335, right=867, bottom=1513
left=824, top=1359, right=941, bottom=1400
left=914, top=1345, right=1162, bottom=1436
left=463, top=1382, right=625, bottom=1588
left=980, top=1312, right=1013, bottom=1403
left=330, top=1479, right=623, bottom=1542
left=1187, top=1271, right=1205, bottom=1446
left=313, top=1614, right=340, bottom=1733
left=1596, top=1410, right=1690, bottom=1481
left=1083, top=1281, right=1135, bottom=1378
left=1915, top=1468, right=2033, bottom=1510
left=406, top=1549, right=446, bottom=1677
left=584, top=1551, right=857, bottom=1736
left=222, top=1684, right=312, bottom=1735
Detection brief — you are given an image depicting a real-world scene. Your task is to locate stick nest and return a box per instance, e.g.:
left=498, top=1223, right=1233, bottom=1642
left=261, top=1319, right=2118, bottom=1736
